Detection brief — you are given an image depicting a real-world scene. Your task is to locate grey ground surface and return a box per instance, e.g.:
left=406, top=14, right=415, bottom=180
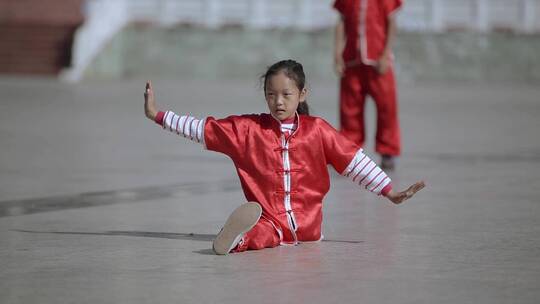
left=0, top=77, right=539, bottom=304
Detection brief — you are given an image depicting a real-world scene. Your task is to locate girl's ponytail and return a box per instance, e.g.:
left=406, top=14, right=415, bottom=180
left=297, top=101, right=309, bottom=115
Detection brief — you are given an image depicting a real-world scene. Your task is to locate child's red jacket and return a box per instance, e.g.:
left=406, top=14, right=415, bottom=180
left=205, top=113, right=373, bottom=244
left=334, top=0, right=403, bottom=66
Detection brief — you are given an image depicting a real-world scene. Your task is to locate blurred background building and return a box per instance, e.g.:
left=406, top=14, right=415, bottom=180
left=0, top=0, right=83, bottom=75
left=1, top=0, right=540, bottom=83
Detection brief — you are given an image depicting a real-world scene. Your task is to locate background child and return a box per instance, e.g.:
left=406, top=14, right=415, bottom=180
left=144, top=59, right=424, bottom=255
left=333, top=0, right=402, bottom=169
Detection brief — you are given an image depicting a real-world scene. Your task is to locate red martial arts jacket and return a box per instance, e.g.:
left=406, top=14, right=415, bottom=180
left=334, top=0, right=402, bottom=65
left=204, top=113, right=360, bottom=244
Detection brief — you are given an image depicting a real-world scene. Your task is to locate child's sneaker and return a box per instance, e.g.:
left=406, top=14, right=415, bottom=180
left=212, top=202, right=262, bottom=255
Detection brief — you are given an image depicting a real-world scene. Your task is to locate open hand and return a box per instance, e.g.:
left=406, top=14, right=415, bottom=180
left=144, top=81, right=157, bottom=121
left=386, top=181, right=425, bottom=205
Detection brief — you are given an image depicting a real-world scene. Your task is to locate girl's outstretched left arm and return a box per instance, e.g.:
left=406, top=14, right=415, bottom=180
left=320, top=118, right=425, bottom=204
left=342, top=150, right=425, bottom=204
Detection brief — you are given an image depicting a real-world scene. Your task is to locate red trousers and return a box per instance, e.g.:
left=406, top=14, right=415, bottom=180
left=232, top=216, right=281, bottom=253
left=339, top=64, right=401, bottom=156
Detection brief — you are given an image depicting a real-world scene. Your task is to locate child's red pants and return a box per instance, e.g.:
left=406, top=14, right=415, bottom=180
left=232, top=217, right=281, bottom=253
left=339, top=64, right=401, bottom=156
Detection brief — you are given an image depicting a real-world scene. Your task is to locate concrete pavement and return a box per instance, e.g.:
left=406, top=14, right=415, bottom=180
left=1, top=78, right=539, bottom=304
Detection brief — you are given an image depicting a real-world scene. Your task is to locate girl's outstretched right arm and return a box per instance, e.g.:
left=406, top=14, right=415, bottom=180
left=144, top=81, right=158, bottom=121
left=144, top=81, right=205, bottom=144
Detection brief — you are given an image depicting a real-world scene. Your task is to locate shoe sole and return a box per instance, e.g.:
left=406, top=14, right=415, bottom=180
left=213, top=202, right=262, bottom=255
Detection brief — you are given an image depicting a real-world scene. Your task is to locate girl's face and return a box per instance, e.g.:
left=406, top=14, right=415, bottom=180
left=265, top=71, right=306, bottom=121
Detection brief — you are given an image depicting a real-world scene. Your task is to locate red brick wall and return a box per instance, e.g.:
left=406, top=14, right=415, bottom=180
left=0, top=0, right=84, bottom=75
left=0, top=0, right=84, bottom=24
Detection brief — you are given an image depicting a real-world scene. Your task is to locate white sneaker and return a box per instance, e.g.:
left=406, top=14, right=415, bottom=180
left=212, top=202, right=262, bottom=255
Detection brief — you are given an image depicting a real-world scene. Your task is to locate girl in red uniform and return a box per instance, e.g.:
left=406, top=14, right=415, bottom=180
left=144, top=60, right=424, bottom=255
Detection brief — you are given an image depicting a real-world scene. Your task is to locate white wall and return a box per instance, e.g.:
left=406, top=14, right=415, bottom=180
left=62, top=0, right=540, bottom=82
left=122, top=0, right=540, bottom=33
left=400, top=0, right=539, bottom=33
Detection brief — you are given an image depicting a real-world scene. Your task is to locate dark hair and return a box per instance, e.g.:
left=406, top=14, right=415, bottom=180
left=262, top=59, right=310, bottom=115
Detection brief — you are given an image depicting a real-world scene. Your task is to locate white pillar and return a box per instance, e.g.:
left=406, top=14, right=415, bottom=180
left=159, top=0, right=177, bottom=27
left=205, top=0, right=221, bottom=28
left=61, top=0, right=130, bottom=82
left=431, top=0, right=444, bottom=32
left=475, top=0, right=489, bottom=32
left=249, top=0, right=267, bottom=29
left=297, top=0, right=313, bottom=30
left=522, top=0, right=536, bottom=33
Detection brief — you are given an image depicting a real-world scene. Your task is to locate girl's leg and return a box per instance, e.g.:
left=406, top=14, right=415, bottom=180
left=213, top=202, right=262, bottom=255
left=231, top=217, right=281, bottom=253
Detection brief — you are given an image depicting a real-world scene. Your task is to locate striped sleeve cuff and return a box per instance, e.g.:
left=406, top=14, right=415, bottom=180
left=155, top=110, right=205, bottom=145
left=342, top=149, right=392, bottom=196
left=155, top=111, right=166, bottom=125
left=381, top=184, right=392, bottom=196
